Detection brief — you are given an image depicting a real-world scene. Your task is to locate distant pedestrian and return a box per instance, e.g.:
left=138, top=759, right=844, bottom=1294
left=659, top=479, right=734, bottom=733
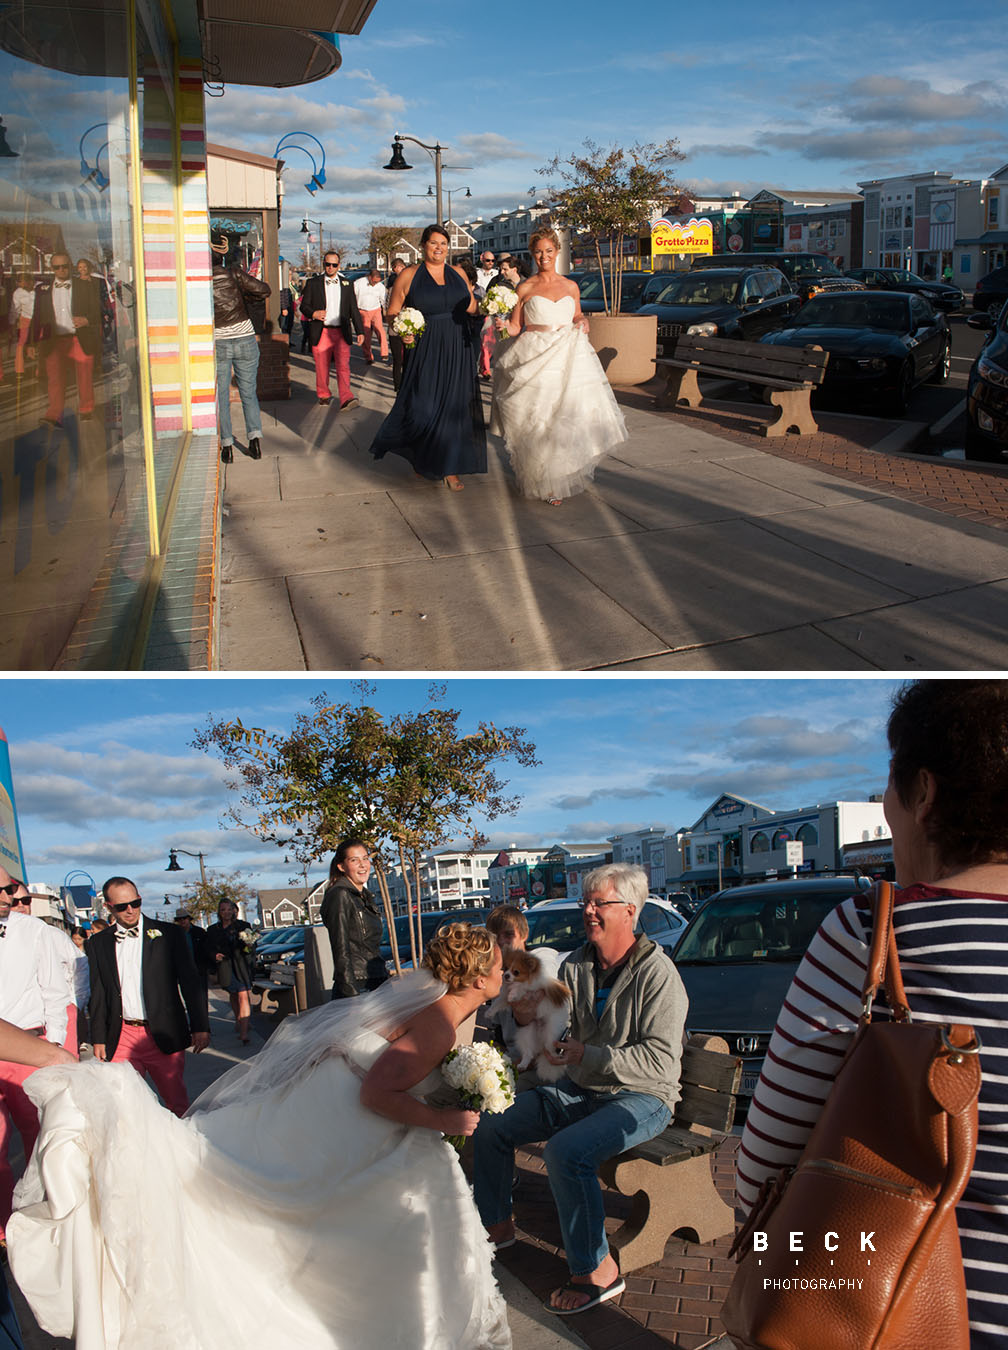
left=278, top=283, right=295, bottom=335
left=476, top=250, right=497, bottom=293
left=210, top=229, right=270, bottom=463
left=387, top=258, right=408, bottom=390
left=299, top=250, right=365, bottom=409
left=943, top=260, right=954, bottom=282
left=174, top=908, right=209, bottom=991
left=354, top=268, right=389, bottom=364
left=204, top=900, right=254, bottom=1044
left=479, top=256, right=524, bottom=378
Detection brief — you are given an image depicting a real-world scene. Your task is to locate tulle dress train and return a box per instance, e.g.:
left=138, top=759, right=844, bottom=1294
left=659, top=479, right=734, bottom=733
left=7, top=974, right=511, bottom=1350
left=490, top=294, right=627, bottom=501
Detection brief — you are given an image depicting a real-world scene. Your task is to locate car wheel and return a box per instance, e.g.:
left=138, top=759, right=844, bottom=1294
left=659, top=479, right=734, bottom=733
left=888, top=361, right=914, bottom=416
left=964, top=420, right=1008, bottom=463
left=929, top=338, right=951, bottom=384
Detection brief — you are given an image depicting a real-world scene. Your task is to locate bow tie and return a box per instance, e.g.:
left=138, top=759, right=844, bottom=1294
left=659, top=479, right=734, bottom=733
left=0, top=922, right=6, bottom=938
left=54, top=280, right=71, bottom=289
left=116, top=926, right=140, bottom=941
left=326, top=275, right=340, bottom=284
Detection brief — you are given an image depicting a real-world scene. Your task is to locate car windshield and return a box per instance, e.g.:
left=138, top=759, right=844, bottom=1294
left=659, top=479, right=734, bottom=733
left=793, top=255, right=842, bottom=278
left=674, top=890, right=848, bottom=963
left=794, top=293, right=909, bottom=331
left=889, top=270, right=927, bottom=285
left=578, top=274, right=648, bottom=302
left=654, top=275, right=741, bottom=306
left=526, top=909, right=587, bottom=952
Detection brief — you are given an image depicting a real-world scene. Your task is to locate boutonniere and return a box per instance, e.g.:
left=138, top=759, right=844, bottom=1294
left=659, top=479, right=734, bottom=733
left=146, top=928, right=163, bottom=941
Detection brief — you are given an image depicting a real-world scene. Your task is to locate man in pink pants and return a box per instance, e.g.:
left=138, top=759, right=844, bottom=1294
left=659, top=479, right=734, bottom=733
left=299, top=251, right=365, bottom=409
left=28, top=253, right=101, bottom=427
left=353, top=269, right=390, bottom=363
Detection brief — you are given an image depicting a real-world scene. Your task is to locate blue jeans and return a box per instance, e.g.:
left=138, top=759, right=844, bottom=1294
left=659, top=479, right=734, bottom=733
left=215, top=334, right=262, bottom=446
left=473, top=1079, right=671, bottom=1276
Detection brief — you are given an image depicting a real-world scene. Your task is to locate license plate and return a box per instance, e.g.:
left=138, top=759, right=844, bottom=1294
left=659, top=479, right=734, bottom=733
left=740, top=1072, right=761, bottom=1097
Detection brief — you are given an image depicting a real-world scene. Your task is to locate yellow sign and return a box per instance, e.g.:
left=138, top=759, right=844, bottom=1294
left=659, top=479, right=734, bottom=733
left=652, top=217, right=714, bottom=256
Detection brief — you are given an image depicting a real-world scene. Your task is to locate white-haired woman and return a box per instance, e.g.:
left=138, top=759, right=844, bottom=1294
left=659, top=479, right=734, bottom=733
left=490, top=228, right=627, bottom=506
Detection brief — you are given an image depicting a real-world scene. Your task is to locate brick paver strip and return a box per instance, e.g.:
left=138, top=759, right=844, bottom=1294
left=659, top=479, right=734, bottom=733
left=489, top=1136, right=740, bottom=1348
left=616, top=389, right=1008, bottom=532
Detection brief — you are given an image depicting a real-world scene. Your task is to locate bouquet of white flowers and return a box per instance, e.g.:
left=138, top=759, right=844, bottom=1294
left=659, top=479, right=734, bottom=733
left=479, top=285, right=518, bottom=339
left=440, top=1041, right=516, bottom=1151
left=392, top=307, right=425, bottom=342
left=240, top=928, right=257, bottom=952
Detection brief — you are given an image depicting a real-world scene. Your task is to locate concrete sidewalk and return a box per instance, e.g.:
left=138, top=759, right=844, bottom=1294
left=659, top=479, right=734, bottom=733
left=218, top=347, right=1008, bottom=671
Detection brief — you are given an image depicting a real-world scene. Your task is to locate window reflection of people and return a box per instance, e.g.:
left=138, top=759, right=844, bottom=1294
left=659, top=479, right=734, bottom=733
left=10, top=273, right=35, bottom=379
left=27, top=253, right=101, bottom=428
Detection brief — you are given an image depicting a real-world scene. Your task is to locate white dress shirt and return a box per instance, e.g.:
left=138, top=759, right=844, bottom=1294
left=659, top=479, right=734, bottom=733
left=51, top=281, right=75, bottom=335
left=114, top=920, right=147, bottom=1020
left=354, top=277, right=387, bottom=311
left=12, top=287, right=34, bottom=322
left=0, top=912, right=70, bottom=1044
left=323, top=275, right=343, bottom=326
left=476, top=267, right=497, bottom=292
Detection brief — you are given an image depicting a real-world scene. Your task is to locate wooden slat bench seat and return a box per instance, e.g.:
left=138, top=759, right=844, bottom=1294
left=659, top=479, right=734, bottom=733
left=598, top=1034, right=741, bottom=1273
left=654, top=333, right=829, bottom=437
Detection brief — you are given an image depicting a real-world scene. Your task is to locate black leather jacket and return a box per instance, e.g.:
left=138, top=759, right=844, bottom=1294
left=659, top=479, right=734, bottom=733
left=320, top=876, right=387, bottom=999
left=212, top=264, right=271, bottom=329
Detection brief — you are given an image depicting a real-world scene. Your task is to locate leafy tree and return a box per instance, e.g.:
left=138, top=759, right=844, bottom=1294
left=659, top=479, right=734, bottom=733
left=181, top=870, right=258, bottom=927
left=369, top=223, right=406, bottom=271
left=541, top=139, right=687, bottom=315
left=191, top=686, right=539, bottom=972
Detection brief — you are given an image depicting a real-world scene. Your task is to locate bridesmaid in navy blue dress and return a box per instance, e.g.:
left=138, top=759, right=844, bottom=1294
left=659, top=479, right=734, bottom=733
left=371, top=224, right=487, bottom=491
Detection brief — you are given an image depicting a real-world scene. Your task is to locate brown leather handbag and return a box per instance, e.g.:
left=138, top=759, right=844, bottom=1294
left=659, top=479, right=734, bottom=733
left=721, top=881, right=981, bottom=1350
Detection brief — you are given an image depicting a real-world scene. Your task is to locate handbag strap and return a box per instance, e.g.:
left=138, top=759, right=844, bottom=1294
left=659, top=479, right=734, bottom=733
left=862, top=879, right=911, bottom=1023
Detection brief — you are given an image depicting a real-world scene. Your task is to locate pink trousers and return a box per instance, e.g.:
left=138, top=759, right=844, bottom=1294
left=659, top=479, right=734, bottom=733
left=111, top=1023, right=189, bottom=1117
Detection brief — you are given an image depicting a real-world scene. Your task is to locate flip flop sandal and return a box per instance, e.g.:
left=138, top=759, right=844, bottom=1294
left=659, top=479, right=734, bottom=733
left=548, top=1276, right=625, bottom=1316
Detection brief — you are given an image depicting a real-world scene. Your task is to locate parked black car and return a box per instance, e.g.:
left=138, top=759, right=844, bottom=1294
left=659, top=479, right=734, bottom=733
left=380, top=905, right=489, bottom=969
left=638, top=267, right=800, bottom=359
left=965, top=301, right=1008, bottom=462
left=761, top=290, right=950, bottom=414
left=845, top=267, right=963, bottom=313
left=577, top=270, right=668, bottom=314
left=972, top=265, right=1008, bottom=314
left=670, top=875, right=872, bottom=1101
left=691, top=251, right=858, bottom=304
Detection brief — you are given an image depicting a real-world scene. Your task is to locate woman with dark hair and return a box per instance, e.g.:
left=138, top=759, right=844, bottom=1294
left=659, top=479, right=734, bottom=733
left=9, top=927, right=511, bottom=1348
left=737, top=679, right=1008, bottom=1348
left=320, top=839, right=387, bottom=999
left=371, top=224, right=485, bottom=491
left=204, top=899, right=255, bottom=1043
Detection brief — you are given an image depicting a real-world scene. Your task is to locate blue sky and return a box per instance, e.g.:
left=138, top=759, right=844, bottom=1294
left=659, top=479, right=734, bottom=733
left=200, top=0, right=1008, bottom=264
left=1, top=677, right=900, bottom=914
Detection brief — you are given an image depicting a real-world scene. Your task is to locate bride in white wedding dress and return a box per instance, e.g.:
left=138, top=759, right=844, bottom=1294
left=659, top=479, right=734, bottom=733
left=8, top=924, right=511, bottom=1350
left=489, top=228, right=627, bottom=505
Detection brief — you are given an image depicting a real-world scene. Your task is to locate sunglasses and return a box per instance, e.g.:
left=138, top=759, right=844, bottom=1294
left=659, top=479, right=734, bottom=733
left=323, top=262, right=340, bottom=269
left=110, top=898, right=143, bottom=913
left=0, top=881, right=25, bottom=896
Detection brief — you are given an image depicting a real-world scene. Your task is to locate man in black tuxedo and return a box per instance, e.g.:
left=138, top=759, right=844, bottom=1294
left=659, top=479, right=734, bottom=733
left=299, top=250, right=364, bottom=408
left=88, top=877, right=209, bottom=1116
left=28, top=251, right=102, bottom=428
left=173, top=907, right=210, bottom=991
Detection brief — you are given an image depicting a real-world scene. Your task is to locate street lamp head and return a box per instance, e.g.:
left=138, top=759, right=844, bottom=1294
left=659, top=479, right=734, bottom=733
left=301, top=218, right=310, bottom=233
left=384, top=139, right=412, bottom=172
left=166, top=849, right=183, bottom=873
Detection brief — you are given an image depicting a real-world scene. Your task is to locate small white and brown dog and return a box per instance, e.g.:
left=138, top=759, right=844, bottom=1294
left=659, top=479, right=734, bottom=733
left=491, top=947, right=571, bottom=1082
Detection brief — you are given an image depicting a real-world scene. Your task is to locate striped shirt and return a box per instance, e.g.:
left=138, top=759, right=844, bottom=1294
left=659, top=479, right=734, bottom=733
left=737, top=885, right=1008, bottom=1348
left=214, top=317, right=255, bottom=341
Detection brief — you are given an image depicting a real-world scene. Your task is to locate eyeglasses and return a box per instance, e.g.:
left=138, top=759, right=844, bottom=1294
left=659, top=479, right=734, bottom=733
left=0, top=881, right=25, bottom=895
left=578, top=897, right=630, bottom=910
left=110, top=898, right=143, bottom=913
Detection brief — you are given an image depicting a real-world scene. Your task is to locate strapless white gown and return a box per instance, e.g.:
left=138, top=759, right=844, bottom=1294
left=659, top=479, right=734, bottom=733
left=8, top=1023, right=511, bottom=1349
left=490, top=293, right=627, bottom=501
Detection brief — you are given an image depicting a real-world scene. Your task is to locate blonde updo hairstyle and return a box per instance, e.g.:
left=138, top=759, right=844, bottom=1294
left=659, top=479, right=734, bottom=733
left=422, top=922, right=497, bottom=992
left=529, top=227, right=561, bottom=253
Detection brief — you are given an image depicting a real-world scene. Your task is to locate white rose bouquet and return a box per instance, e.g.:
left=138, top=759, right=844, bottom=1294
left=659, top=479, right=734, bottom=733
left=240, top=928, right=257, bottom=952
left=440, top=1041, right=516, bottom=1151
left=479, top=285, right=518, bottom=339
left=392, top=307, right=425, bottom=343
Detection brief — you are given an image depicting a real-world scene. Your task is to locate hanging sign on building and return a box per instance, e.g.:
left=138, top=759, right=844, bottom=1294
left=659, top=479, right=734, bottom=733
left=652, top=217, right=714, bottom=256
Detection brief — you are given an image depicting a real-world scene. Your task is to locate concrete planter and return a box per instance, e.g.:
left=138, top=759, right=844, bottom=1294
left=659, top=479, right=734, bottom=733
left=587, top=312, right=657, bottom=386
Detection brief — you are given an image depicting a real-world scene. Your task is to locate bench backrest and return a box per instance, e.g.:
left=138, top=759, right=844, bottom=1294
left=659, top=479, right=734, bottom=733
left=674, top=1041, right=742, bottom=1135
left=673, top=333, right=829, bottom=385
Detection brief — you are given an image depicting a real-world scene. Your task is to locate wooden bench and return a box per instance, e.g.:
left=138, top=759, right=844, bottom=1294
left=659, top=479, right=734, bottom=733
left=655, top=333, right=829, bottom=438
left=253, top=961, right=306, bottom=1018
left=598, top=1035, right=741, bottom=1273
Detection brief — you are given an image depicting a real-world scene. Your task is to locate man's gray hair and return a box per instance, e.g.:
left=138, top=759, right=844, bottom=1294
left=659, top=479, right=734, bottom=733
left=580, top=864, right=649, bottom=920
